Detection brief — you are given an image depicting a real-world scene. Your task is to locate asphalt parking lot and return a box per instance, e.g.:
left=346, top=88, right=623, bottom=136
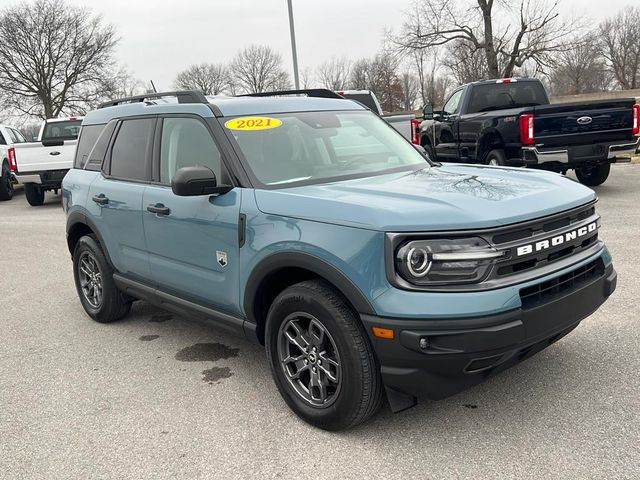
left=1, top=165, right=639, bottom=480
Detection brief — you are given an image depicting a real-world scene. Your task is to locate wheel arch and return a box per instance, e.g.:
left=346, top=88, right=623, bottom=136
left=244, top=251, right=376, bottom=344
left=477, top=130, right=505, bottom=163
left=66, top=211, right=114, bottom=267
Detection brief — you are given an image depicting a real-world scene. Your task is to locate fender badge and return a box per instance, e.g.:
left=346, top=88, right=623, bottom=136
left=216, top=251, right=228, bottom=267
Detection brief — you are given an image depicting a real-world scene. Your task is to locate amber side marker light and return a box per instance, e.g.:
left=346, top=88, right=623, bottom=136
left=372, top=327, right=395, bottom=339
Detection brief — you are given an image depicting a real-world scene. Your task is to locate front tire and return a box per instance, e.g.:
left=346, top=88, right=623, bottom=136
left=73, top=235, right=131, bottom=323
left=0, top=162, right=14, bottom=201
left=24, top=183, right=45, bottom=206
left=265, top=280, right=383, bottom=431
left=575, top=163, right=610, bottom=187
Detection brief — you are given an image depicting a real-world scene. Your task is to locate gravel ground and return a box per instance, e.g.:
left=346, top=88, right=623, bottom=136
left=1, top=165, right=638, bottom=480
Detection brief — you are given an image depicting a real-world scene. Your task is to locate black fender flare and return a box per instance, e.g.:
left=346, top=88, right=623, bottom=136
left=243, top=251, right=376, bottom=324
left=66, top=210, right=114, bottom=267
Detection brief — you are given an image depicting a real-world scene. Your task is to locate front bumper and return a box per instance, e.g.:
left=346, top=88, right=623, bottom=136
left=521, top=136, right=639, bottom=166
left=361, top=262, right=616, bottom=404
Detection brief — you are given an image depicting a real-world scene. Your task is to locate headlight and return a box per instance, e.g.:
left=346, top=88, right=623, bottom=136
left=396, top=237, right=506, bottom=286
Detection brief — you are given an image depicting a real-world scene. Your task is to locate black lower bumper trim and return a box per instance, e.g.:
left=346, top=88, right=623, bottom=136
left=362, top=264, right=616, bottom=401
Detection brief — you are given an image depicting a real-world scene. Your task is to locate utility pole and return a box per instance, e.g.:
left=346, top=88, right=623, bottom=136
left=287, top=0, right=300, bottom=89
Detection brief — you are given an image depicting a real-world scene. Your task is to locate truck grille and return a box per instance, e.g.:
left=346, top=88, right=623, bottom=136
left=519, top=259, right=603, bottom=309
left=489, top=203, right=600, bottom=280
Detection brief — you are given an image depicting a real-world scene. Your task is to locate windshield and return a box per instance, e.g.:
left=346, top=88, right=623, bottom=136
left=467, top=81, right=549, bottom=113
left=224, top=111, right=428, bottom=187
left=42, top=120, right=82, bottom=141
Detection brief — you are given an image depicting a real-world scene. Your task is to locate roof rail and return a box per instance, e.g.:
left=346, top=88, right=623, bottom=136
left=239, top=89, right=343, bottom=100
left=98, top=90, right=209, bottom=109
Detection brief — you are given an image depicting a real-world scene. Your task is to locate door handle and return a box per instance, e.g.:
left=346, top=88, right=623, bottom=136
left=92, top=194, right=109, bottom=205
left=147, top=203, right=170, bottom=216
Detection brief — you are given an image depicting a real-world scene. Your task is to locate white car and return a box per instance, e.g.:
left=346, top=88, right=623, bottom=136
left=12, top=117, right=83, bottom=206
left=0, top=124, right=28, bottom=201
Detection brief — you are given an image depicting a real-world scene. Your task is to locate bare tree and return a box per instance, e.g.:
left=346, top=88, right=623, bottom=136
left=411, top=48, right=449, bottom=107
left=599, top=6, right=640, bottom=90
left=300, top=67, right=315, bottom=89
left=549, top=34, right=613, bottom=95
left=394, top=0, right=572, bottom=79
left=0, top=0, right=118, bottom=119
left=174, top=63, right=230, bottom=95
left=230, top=45, right=291, bottom=94
left=348, top=53, right=405, bottom=112
left=400, top=72, right=420, bottom=110
left=317, top=57, right=351, bottom=90
left=106, top=69, right=149, bottom=99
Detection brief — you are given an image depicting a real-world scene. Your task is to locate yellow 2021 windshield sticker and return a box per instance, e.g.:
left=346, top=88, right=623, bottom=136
left=225, top=116, right=282, bottom=131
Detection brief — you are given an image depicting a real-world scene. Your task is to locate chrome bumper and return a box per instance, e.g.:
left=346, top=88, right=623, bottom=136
left=522, top=136, right=640, bottom=165
left=14, top=174, right=42, bottom=184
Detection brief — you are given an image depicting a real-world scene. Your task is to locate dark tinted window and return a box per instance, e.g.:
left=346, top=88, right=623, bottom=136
left=340, top=93, right=380, bottom=113
left=74, top=124, right=104, bottom=168
left=160, top=117, right=221, bottom=184
left=85, top=122, right=117, bottom=171
left=0, top=131, right=6, bottom=145
left=110, top=119, right=154, bottom=181
left=42, top=120, right=82, bottom=141
left=467, top=81, right=549, bottom=113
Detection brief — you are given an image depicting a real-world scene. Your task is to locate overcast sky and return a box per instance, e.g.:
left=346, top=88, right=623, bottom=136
left=46, top=0, right=638, bottom=90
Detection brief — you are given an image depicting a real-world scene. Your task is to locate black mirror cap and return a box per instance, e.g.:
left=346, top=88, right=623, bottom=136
left=171, top=166, right=232, bottom=196
left=42, top=139, right=64, bottom=147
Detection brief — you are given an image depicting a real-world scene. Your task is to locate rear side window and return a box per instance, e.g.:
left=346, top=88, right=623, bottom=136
left=74, top=124, right=104, bottom=169
left=109, top=118, right=154, bottom=181
left=85, top=122, right=117, bottom=172
left=467, top=81, right=549, bottom=113
left=42, top=120, right=82, bottom=141
left=10, top=129, right=26, bottom=143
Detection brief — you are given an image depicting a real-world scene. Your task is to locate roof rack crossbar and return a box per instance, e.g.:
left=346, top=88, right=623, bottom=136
left=239, top=89, right=343, bottom=100
left=98, top=90, right=209, bottom=109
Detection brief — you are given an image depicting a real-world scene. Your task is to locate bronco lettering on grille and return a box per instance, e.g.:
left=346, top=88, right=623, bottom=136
left=516, top=221, right=597, bottom=257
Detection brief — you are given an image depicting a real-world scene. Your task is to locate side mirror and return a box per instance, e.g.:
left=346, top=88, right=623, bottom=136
left=171, top=166, right=232, bottom=197
left=42, top=139, right=64, bottom=147
left=422, top=104, right=433, bottom=120
left=433, top=111, right=442, bottom=121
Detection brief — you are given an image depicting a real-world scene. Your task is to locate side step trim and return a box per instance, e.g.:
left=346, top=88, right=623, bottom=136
left=113, top=273, right=258, bottom=342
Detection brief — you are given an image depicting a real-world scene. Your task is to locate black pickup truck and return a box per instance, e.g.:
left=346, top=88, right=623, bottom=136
left=419, top=78, right=640, bottom=186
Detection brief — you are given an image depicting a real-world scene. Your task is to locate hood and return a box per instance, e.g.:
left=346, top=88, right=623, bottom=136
left=253, top=165, right=596, bottom=232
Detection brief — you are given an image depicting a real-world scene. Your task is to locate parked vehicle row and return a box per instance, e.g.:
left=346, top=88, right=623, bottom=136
left=62, top=89, right=616, bottom=430
left=419, top=78, right=640, bottom=186
left=0, top=124, right=28, bottom=200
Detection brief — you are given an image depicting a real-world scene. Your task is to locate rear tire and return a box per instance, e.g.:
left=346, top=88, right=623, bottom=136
left=422, top=142, right=437, bottom=162
left=73, top=235, right=132, bottom=323
left=575, top=163, right=610, bottom=187
left=265, top=279, right=383, bottom=431
left=24, top=183, right=45, bottom=206
left=0, top=162, right=13, bottom=201
left=485, top=149, right=508, bottom=166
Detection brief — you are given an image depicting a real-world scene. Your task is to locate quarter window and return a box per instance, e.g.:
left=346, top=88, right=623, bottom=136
left=74, top=124, right=104, bottom=169
left=110, top=118, right=154, bottom=181
left=160, top=117, right=222, bottom=184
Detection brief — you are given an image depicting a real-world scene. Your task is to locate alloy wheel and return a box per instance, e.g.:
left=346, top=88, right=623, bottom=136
left=277, top=312, right=342, bottom=407
left=78, top=252, right=103, bottom=309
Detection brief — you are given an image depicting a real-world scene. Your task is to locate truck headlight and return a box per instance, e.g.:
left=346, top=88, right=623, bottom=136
left=396, top=238, right=506, bottom=285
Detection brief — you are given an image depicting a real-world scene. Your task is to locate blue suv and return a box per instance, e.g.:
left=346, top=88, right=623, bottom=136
left=63, top=90, right=617, bottom=430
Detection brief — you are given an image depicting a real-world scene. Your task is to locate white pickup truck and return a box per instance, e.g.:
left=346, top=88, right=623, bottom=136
left=336, top=90, right=420, bottom=144
left=0, top=124, right=28, bottom=201
left=12, top=117, right=82, bottom=206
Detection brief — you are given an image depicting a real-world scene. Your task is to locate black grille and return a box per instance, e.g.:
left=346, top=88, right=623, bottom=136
left=519, top=259, right=604, bottom=310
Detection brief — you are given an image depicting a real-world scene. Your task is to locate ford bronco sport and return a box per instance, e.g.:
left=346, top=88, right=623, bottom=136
left=62, top=90, right=617, bottom=431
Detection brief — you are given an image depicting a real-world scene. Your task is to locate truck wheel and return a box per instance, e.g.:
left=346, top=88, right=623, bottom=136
left=73, top=235, right=132, bottom=323
left=265, top=279, right=383, bottom=431
left=575, top=163, right=611, bottom=187
left=0, top=161, right=14, bottom=201
left=422, top=143, right=437, bottom=162
left=24, top=184, right=45, bottom=206
left=485, top=149, right=508, bottom=166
